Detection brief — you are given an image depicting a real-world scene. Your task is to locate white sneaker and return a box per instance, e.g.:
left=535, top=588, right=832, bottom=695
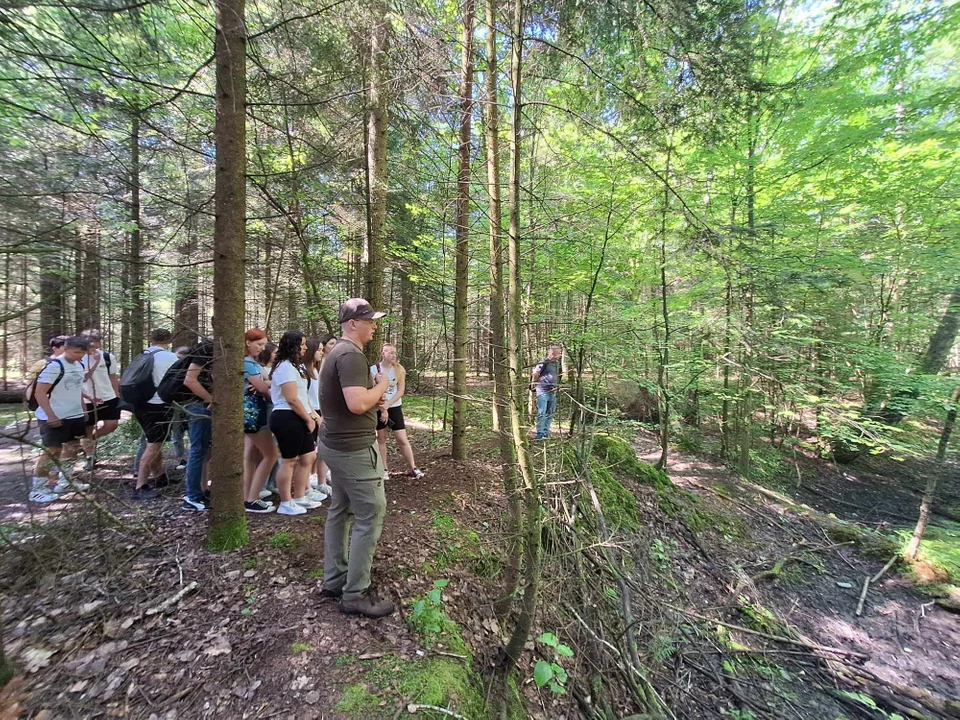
left=309, top=473, right=319, bottom=488
left=29, top=479, right=59, bottom=503
left=293, top=496, right=322, bottom=510
left=258, top=489, right=273, bottom=500
left=325, top=469, right=332, bottom=482
left=277, top=500, right=306, bottom=516
left=54, top=476, right=90, bottom=494
left=316, top=483, right=333, bottom=497
left=305, top=488, right=327, bottom=503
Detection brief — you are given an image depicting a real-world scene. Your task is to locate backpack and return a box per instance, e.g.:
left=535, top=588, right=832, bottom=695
left=25, top=358, right=66, bottom=411
left=156, top=355, right=195, bottom=405
left=119, top=348, right=161, bottom=406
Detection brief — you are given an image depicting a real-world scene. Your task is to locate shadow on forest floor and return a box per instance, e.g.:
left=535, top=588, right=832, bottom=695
left=0, top=407, right=957, bottom=719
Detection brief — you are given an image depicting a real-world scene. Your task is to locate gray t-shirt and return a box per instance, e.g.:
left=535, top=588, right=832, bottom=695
left=319, top=339, right=376, bottom=451
left=535, top=358, right=560, bottom=395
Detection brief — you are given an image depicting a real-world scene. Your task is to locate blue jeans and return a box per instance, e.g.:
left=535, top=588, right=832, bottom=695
left=183, top=402, right=211, bottom=501
left=536, top=392, right=556, bottom=439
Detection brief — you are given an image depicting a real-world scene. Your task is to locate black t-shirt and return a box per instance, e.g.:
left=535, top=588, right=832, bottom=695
left=188, top=340, right=214, bottom=394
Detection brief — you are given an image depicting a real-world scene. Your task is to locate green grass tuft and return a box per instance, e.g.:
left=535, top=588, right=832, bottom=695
left=205, top=519, right=249, bottom=552
left=269, top=531, right=300, bottom=551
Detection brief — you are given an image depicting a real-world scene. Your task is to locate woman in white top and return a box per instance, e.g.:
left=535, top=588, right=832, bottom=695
left=268, top=331, right=323, bottom=516
left=371, top=343, right=424, bottom=480
left=79, top=330, right=122, bottom=464
left=307, top=334, right=337, bottom=494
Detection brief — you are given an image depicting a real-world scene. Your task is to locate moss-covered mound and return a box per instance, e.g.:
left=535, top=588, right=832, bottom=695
left=334, top=654, right=488, bottom=719
left=590, top=433, right=670, bottom=488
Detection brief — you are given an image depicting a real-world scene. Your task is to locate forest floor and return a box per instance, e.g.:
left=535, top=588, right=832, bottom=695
left=0, top=397, right=957, bottom=720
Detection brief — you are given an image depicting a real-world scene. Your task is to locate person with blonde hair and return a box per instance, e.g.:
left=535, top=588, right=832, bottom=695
left=371, top=343, right=423, bottom=480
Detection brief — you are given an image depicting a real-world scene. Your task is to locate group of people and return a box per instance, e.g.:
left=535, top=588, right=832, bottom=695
left=26, top=298, right=562, bottom=618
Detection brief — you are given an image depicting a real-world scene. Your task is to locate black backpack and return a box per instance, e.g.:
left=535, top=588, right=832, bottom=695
left=119, top=348, right=159, bottom=406
left=157, top=355, right=195, bottom=405
left=25, top=358, right=66, bottom=411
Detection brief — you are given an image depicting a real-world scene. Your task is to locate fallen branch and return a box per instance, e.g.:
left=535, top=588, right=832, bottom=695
left=855, top=576, right=870, bottom=617
left=405, top=705, right=466, bottom=719
left=145, top=581, right=199, bottom=616
left=871, top=554, right=899, bottom=584
left=668, top=605, right=870, bottom=661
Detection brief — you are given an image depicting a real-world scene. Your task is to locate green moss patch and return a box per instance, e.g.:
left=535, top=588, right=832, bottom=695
left=590, top=433, right=670, bottom=488
left=897, top=521, right=960, bottom=582
left=824, top=518, right=899, bottom=560
left=334, top=655, right=486, bottom=719
left=589, top=459, right=641, bottom=532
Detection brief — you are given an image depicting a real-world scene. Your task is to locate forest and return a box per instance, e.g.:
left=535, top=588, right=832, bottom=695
left=0, top=0, right=958, bottom=716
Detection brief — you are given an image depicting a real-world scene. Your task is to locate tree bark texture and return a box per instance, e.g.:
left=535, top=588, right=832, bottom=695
left=128, top=111, right=145, bottom=357
left=451, top=0, right=474, bottom=461
left=207, top=0, right=248, bottom=551
left=365, top=17, right=389, bottom=363
left=502, top=0, right=541, bottom=665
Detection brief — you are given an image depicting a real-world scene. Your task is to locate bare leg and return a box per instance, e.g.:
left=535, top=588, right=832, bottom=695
left=59, top=441, right=80, bottom=478
left=34, top=445, right=62, bottom=487
left=96, top=419, right=119, bottom=439
left=276, top=457, right=297, bottom=502
left=243, top=434, right=259, bottom=500
left=293, top=452, right=316, bottom=499
left=137, top=442, right=163, bottom=489
left=376, top=428, right=389, bottom=474
left=247, top=430, right=278, bottom=502
left=394, top=430, right=417, bottom=473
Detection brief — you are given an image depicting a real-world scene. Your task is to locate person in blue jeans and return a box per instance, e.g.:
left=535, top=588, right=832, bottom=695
left=182, top=339, right=214, bottom=511
left=532, top=345, right=562, bottom=440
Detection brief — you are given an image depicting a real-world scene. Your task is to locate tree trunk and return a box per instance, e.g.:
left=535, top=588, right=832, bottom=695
left=655, top=143, right=672, bottom=471
left=365, top=18, right=389, bottom=363
left=207, top=0, right=248, bottom=551
left=128, top=111, right=145, bottom=357
left=39, top=252, right=63, bottom=345
left=451, top=0, right=475, bottom=461
left=399, top=265, right=416, bottom=378
left=484, top=0, right=520, bottom=620
left=502, top=0, right=540, bottom=666
left=936, top=385, right=959, bottom=462
left=906, top=385, right=960, bottom=560
left=919, top=284, right=960, bottom=376
left=75, top=229, right=101, bottom=332
left=173, top=190, right=200, bottom=348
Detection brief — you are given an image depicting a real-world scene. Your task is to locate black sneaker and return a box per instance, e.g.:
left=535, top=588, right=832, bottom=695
left=153, top=473, right=172, bottom=489
left=340, top=586, right=395, bottom=618
left=182, top=496, right=209, bottom=512
left=244, top=500, right=274, bottom=514
left=132, top=485, right=159, bottom=501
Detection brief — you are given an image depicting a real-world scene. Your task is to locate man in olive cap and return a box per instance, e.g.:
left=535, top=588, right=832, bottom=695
left=320, top=298, right=394, bottom=617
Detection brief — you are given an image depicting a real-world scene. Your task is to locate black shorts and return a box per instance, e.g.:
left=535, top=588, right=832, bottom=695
left=85, top=397, right=122, bottom=426
left=39, top=417, right=87, bottom=448
left=376, top=405, right=406, bottom=431
left=134, top=403, right=173, bottom=444
left=270, top=410, right=318, bottom=459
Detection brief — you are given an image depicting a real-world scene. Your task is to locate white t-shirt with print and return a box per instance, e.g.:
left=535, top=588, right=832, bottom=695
left=81, top=350, right=120, bottom=404
left=370, top=363, right=400, bottom=406
left=35, top=358, right=86, bottom=421
left=147, top=347, right=179, bottom=405
left=271, top=360, right=311, bottom=412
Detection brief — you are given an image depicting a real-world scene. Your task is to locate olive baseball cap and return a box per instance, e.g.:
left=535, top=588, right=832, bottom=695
left=338, top=298, right=386, bottom=324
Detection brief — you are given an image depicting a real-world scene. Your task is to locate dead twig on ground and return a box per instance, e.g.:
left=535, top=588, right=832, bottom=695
left=855, top=576, right=871, bottom=616
left=145, top=580, right=199, bottom=616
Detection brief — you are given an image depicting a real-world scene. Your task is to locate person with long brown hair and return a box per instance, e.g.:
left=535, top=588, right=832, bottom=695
left=242, top=328, right=279, bottom=513
left=269, top=331, right=322, bottom=516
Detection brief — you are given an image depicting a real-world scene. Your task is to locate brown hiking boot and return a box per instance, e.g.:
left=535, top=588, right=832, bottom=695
left=340, top=586, right=395, bottom=618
